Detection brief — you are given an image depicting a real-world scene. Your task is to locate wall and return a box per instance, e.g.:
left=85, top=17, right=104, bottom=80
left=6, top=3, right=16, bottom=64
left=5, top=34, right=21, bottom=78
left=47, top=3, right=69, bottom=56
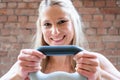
left=0, top=0, right=120, bottom=77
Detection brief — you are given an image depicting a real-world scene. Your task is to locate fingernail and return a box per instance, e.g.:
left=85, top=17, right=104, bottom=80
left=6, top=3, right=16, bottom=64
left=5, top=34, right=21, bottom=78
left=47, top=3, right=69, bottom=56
left=73, top=57, right=76, bottom=60
left=43, top=55, right=46, bottom=59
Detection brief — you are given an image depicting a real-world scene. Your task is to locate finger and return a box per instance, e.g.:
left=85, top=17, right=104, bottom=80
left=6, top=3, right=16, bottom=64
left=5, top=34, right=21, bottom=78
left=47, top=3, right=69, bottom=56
left=20, top=65, right=41, bottom=73
left=18, top=53, right=42, bottom=62
left=76, top=68, right=96, bottom=79
left=74, top=51, right=97, bottom=60
left=21, top=49, right=46, bottom=59
left=18, top=49, right=46, bottom=62
left=76, top=58, right=99, bottom=66
left=76, top=63, right=97, bottom=73
left=19, top=60, right=41, bottom=67
left=73, top=51, right=84, bottom=60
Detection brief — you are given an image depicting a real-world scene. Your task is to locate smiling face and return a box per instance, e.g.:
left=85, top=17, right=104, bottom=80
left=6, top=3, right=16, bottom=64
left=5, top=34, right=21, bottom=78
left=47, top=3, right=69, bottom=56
left=40, top=5, right=74, bottom=46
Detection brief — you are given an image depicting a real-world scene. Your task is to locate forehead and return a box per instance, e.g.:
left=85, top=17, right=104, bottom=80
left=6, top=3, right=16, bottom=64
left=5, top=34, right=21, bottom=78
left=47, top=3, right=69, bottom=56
left=40, top=5, right=70, bottom=21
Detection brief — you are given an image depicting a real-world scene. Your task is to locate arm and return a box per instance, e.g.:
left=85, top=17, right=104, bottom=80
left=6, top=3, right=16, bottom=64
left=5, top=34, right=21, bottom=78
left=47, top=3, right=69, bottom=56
left=0, top=62, right=23, bottom=80
left=100, top=69, right=120, bottom=80
left=0, top=49, right=46, bottom=80
left=98, top=53, right=120, bottom=79
left=74, top=51, right=120, bottom=80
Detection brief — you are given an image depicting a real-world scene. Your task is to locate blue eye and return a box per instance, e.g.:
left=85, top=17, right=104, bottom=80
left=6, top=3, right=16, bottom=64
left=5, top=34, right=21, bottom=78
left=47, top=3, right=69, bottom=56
left=58, top=20, right=68, bottom=25
left=44, top=23, right=51, bottom=26
left=43, top=23, right=52, bottom=28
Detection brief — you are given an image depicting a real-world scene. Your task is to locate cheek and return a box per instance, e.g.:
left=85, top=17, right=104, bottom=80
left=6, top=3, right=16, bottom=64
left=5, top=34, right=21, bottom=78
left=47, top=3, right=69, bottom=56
left=42, top=30, right=50, bottom=41
left=67, top=24, right=74, bottom=36
left=68, top=26, right=74, bottom=42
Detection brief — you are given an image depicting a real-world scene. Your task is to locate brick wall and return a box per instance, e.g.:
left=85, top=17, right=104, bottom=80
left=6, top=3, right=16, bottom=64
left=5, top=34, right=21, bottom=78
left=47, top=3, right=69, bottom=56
left=0, top=0, right=120, bottom=77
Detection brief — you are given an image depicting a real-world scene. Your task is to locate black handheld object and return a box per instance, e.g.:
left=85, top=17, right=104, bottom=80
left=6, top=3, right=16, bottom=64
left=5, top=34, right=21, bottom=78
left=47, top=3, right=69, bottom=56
left=29, top=45, right=87, bottom=80
left=37, top=45, right=84, bottom=56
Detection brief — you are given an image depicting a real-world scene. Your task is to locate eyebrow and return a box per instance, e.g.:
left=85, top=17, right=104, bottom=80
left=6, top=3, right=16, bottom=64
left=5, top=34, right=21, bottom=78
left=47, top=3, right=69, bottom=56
left=42, top=16, right=69, bottom=23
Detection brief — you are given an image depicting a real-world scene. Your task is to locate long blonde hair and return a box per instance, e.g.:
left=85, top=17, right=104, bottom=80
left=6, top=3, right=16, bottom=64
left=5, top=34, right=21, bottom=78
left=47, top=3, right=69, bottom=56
left=33, top=0, right=89, bottom=72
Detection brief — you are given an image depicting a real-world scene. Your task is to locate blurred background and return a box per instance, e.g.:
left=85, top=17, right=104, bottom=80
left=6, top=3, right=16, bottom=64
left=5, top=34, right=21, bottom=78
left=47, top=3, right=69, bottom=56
left=0, top=0, right=120, bottom=77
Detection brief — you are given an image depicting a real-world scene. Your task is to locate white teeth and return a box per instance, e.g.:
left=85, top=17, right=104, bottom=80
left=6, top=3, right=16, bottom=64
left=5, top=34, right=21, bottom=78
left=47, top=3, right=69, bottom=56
left=53, top=38, right=63, bottom=41
left=51, top=36, right=65, bottom=41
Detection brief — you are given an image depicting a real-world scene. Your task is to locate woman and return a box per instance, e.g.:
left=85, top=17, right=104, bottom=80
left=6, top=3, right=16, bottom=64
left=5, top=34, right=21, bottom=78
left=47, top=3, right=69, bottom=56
left=1, top=0, right=120, bottom=80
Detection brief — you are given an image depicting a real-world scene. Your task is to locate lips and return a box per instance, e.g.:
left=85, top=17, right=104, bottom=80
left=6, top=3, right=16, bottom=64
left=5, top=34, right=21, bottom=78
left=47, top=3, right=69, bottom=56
left=51, top=35, right=65, bottom=42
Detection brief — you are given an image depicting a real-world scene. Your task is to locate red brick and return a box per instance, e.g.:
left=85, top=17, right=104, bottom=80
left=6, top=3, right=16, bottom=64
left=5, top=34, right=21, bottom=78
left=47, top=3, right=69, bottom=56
left=113, top=20, right=120, bottom=27
left=95, top=0, right=105, bottom=7
left=28, top=3, right=39, bottom=9
left=6, top=9, right=14, bottom=15
left=116, top=0, right=120, bottom=7
left=0, top=23, right=4, bottom=29
left=102, top=36, right=120, bottom=42
left=0, top=51, right=8, bottom=57
left=8, top=16, right=17, bottom=22
left=95, top=42, right=105, bottom=51
left=15, top=9, right=35, bottom=15
left=20, top=22, right=36, bottom=29
left=73, top=0, right=83, bottom=8
left=18, top=3, right=27, bottom=8
left=116, top=15, right=120, bottom=20
left=85, top=28, right=97, bottom=35
left=0, top=3, right=7, bottom=8
left=2, top=0, right=22, bottom=2
left=11, top=43, right=22, bottom=50
left=105, top=42, right=116, bottom=49
left=97, top=28, right=107, bottom=35
left=0, top=63, right=13, bottom=75
left=106, top=0, right=117, bottom=7
left=4, top=23, right=19, bottom=29
left=11, top=29, right=20, bottom=35
left=89, top=42, right=95, bottom=49
left=10, top=36, right=17, bottom=43
left=0, top=16, right=7, bottom=22
left=91, top=21, right=112, bottom=28
left=83, top=22, right=90, bottom=28
left=17, top=35, right=32, bottom=43
left=93, top=14, right=103, bottom=21
left=108, top=56, right=118, bottom=65
left=1, top=29, right=11, bottom=36
left=104, top=15, right=115, bottom=21
left=0, top=9, right=14, bottom=15
left=102, top=50, right=118, bottom=56
left=0, top=36, right=17, bottom=43
left=22, top=43, right=32, bottom=48
left=29, top=16, right=37, bottom=22
left=82, top=15, right=92, bottom=21
left=116, top=65, right=120, bottom=71
left=87, top=36, right=102, bottom=42
left=100, top=8, right=120, bottom=14
left=83, top=0, right=94, bottom=7
left=116, top=42, right=120, bottom=49
left=8, top=50, right=20, bottom=57
left=7, top=2, right=17, bottom=8
left=18, top=16, right=28, bottom=22
left=0, top=9, right=7, bottom=15
left=20, top=29, right=31, bottom=35
left=0, top=43, right=12, bottom=51
left=108, top=27, right=118, bottom=35
left=23, top=0, right=41, bottom=2
left=0, top=57, right=12, bottom=64
left=78, top=8, right=99, bottom=14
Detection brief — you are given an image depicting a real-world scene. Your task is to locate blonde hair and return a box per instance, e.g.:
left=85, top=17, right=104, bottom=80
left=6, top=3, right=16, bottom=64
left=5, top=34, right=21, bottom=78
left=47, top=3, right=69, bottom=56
left=33, top=0, right=89, bottom=72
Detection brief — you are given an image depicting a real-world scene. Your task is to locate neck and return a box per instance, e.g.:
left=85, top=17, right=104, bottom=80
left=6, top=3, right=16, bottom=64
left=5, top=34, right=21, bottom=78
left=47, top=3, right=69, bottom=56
left=44, top=56, right=74, bottom=73
left=50, top=56, right=68, bottom=65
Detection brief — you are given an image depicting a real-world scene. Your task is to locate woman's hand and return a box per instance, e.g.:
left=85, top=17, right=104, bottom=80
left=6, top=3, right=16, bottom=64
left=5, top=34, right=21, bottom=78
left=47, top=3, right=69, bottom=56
left=17, top=49, right=46, bottom=79
left=74, top=51, right=101, bottom=80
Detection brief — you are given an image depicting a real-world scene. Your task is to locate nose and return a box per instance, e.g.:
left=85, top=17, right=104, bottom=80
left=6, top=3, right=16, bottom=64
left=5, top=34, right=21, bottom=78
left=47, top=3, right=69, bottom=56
left=51, top=26, right=60, bottom=35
